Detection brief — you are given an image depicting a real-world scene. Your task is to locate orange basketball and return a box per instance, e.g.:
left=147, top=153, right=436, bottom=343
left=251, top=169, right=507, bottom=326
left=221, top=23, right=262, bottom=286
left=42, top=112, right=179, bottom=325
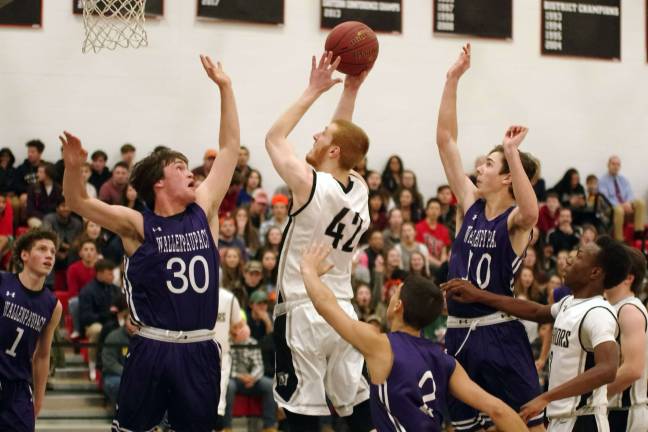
left=325, top=21, right=379, bottom=75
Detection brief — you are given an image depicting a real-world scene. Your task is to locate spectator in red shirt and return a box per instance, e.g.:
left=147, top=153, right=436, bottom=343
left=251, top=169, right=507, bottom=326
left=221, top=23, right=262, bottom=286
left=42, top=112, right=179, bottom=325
left=537, top=191, right=561, bottom=235
left=415, top=198, right=450, bottom=269
left=67, top=238, right=98, bottom=297
left=99, top=162, right=129, bottom=205
left=0, top=195, right=13, bottom=261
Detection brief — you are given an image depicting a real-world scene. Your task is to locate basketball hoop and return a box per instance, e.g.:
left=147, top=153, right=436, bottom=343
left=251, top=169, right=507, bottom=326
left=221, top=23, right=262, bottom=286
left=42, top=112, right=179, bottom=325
left=82, top=0, right=148, bottom=53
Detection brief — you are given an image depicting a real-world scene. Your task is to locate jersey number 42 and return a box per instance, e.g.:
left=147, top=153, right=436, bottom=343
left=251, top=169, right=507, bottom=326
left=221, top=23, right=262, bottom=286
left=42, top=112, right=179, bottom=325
left=325, top=208, right=364, bottom=252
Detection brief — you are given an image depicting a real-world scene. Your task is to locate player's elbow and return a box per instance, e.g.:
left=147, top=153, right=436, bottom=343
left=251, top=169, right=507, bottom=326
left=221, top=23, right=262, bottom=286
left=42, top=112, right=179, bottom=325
left=436, top=130, right=452, bottom=149
left=600, top=363, right=618, bottom=384
left=483, top=399, right=510, bottom=424
left=626, top=365, right=643, bottom=382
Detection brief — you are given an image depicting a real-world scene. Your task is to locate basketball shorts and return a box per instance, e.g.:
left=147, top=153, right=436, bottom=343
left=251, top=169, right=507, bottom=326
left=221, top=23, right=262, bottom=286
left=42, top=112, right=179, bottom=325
left=111, top=335, right=221, bottom=432
left=446, top=319, right=543, bottom=432
left=0, top=379, right=34, bottom=432
left=217, top=351, right=232, bottom=416
left=549, top=414, right=609, bottom=431
left=273, top=300, right=369, bottom=416
left=608, top=406, right=648, bottom=432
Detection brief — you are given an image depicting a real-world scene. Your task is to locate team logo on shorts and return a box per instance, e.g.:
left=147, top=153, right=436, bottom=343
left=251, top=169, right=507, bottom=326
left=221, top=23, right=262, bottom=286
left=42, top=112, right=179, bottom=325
left=277, top=372, right=289, bottom=386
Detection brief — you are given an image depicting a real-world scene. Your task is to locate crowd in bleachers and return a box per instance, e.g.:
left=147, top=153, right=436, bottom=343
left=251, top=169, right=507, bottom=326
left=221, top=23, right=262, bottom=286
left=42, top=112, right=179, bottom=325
left=1, top=138, right=646, bottom=430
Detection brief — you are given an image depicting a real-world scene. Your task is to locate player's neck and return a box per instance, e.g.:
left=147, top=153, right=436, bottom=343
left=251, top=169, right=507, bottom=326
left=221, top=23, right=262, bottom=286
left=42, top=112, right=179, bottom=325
left=390, top=319, right=419, bottom=337
left=319, top=161, right=350, bottom=187
left=154, top=194, right=188, bottom=217
left=572, top=284, right=603, bottom=300
left=483, top=191, right=514, bottom=219
left=18, top=269, right=46, bottom=292
left=605, top=284, right=633, bottom=305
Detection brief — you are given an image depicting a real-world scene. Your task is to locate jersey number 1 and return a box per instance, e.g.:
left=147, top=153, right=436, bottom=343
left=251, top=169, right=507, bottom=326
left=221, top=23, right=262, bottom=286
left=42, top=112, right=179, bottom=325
left=5, top=327, right=25, bottom=358
left=325, top=208, right=364, bottom=252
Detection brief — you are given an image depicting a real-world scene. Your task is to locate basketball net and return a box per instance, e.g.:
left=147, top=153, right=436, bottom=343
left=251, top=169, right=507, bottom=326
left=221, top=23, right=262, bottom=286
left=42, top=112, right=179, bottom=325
left=82, top=0, right=148, bottom=53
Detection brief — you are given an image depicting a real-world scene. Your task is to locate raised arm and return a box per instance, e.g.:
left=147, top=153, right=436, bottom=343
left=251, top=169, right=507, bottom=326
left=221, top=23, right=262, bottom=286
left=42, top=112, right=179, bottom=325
left=331, top=70, right=369, bottom=122
left=449, top=362, right=529, bottom=431
left=60, top=132, right=143, bottom=253
left=607, top=305, right=646, bottom=397
left=503, top=126, right=539, bottom=236
left=265, top=52, right=342, bottom=207
left=436, top=43, right=477, bottom=212
left=32, top=301, right=62, bottom=417
left=300, top=244, right=391, bottom=378
left=195, top=56, right=240, bottom=223
left=443, top=278, right=554, bottom=323
left=520, top=340, right=618, bottom=422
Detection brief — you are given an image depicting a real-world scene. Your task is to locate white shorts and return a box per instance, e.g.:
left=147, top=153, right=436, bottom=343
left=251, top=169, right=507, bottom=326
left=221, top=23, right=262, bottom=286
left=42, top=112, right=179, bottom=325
left=273, top=300, right=369, bottom=416
left=217, top=352, right=232, bottom=416
left=548, top=413, right=609, bottom=432
left=609, top=405, right=648, bottom=432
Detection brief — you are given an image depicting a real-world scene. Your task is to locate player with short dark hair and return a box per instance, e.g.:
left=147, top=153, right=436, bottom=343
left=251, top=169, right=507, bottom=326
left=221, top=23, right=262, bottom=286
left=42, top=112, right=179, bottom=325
left=1, top=229, right=62, bottom=432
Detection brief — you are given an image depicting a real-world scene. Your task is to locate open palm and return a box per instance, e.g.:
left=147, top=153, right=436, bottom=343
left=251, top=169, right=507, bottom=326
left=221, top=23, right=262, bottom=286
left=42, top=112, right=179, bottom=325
left=59, top=131, right=88, bottom=169
left=200, top=55, right=231, bottom=88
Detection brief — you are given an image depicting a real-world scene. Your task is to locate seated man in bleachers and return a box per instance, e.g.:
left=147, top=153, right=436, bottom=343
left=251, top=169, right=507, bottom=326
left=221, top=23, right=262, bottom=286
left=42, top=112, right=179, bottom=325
left=102, top=307, right=138, bottom=411
left=224, top=323, right=277, bottom=432
left=78, top=259, right=120, bottom=380
left=598, top=155, right=646, bottom=241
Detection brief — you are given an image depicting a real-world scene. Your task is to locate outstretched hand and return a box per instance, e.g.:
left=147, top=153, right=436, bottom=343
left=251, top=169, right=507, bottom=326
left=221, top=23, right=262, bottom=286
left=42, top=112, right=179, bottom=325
left=308, top=51, right=342, bottom=94
left=519, top=394, right=549, bottom=423
left=441, top=278, right=483, bottom=303
left=59, top=131, right=88, bottom=170
left=502, top=125, right=529, bottom=150
left=200, top=55, right=231, bottom=88
left=447, top=43, right=471, bottom=80
left=344, top=68, right=370, bottom=92
left=300, top=243, right=335, bottom=277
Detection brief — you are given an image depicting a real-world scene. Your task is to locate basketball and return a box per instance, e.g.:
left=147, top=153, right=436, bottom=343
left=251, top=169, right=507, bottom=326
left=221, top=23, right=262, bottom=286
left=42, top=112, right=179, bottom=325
left=325, top=21, right=379, bottom=75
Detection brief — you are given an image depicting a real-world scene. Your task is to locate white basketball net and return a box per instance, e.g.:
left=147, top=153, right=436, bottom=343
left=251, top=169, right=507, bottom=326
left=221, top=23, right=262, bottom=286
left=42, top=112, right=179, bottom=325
left=82, top=0, right=148, bottom=53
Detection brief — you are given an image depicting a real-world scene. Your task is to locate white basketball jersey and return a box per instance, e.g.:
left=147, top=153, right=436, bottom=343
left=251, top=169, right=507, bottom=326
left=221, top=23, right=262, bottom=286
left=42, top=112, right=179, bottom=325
left=213, top=288, right=242, bottom=355
left=277, top=171, right=369, bottom=303
left=609, top=296, right=648, bottom=409
left=546, top=295, right=618, bottom=419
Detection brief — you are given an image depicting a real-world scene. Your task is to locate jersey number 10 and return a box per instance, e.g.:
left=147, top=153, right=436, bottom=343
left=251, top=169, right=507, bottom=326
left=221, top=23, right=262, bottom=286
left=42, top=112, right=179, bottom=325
left=325, top=208, right=364, bottom=252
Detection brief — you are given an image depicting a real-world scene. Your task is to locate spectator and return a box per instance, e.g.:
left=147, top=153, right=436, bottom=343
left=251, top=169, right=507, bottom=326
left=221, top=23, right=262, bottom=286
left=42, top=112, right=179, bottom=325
left=436, top=185, right=457, bottom=238
left=0, top=195, right=13, bottom=261
left=15, top=139, right=45, bottom=196
left=409, top=250, right=432, bottom=279
left=121, top=184, right=145, bottom=212
left=537, top=191, right=561, bottom=235
left=260, top=249, right=278, bottom=299
left=381, top=155, right=403, bottom=195
left=262, top=227, right=283, bottom=256
left=368, top=190, right=388, bottom=231
left=598, top=155, right=646, bottom=241
left=79, top=259, right=120, bottom=380
left=53, top=145, right=65, bottom=184
left=102, top=309, right=138, bottom=410
left=42, top=198, right=83, bottom=276
left=218, top=215, right=248, bottom=261
left=236, top=169, right=262, bottom=207
left=192, top=148, right=217, bottom=178
left=120, top=143, right=136, bottom=169
left=89, top=150, right=111, bottom=193
left=380, top=247, right=408, bottom=303
left=247, top=290, right=273, bottom=342
left=359, top=229, right=384, bottom=274
left=68, top=220, right=107, bottom=263
left=213, top=288, right=245, bottom=430
left=67, top=238, right=99, bottom=339
left=353, top=156, right=368, bottom=178
left=382, top=208, right=403, bottom=250
left=585, top=174, right=613, bottom=233
left=0, top=147, right=16, bottom=195
left=531, top=158, right=547, bottom=202
left=546, top=274, right=564, bottom=305
left=25, top=163, right=63, bottom=227
left=259, top=194, right=289, bottom=244
left=241, top=260, right=264, bottom=307
left=218, top=171, right=242, bottom=218
left=235, top=146, right=253, bottom=181
left=220, top=247, right=244, bottom=293
left=395, top=222, right=429, bottom=271
left=578, top=224, right=598, bottom=248
left=248, top=189, right=269, bottom=229
left=353, top=283, right=374, bottom=322
left=99, top=162, right=129, bottom=205
left=224, top=324, right=277, bottom=431
left=415, top=198, right=450, bottom=269
left=234, top=207, right=260, bottom=259
left=396, top=188, right=422, bottom=223
left=400, top=169, right=424, bottom=210
left=551, top=168, right=587, bottom=225
left=547, top=208, right=581, bottom=253
left=81, top=162, right=97, bottom=199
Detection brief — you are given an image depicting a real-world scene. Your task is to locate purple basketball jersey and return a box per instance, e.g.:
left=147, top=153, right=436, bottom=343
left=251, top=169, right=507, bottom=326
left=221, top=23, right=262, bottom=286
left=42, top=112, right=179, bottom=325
left=0, top=272, right=57, bottom=382
left=123, top=203, right=219, bottom=331
left=370, top=332, right=456, bottom=431
left=448, top=199, right=524, bottom=318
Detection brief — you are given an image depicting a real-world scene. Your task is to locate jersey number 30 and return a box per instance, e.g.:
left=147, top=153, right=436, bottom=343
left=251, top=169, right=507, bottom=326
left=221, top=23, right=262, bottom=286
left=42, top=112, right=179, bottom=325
left=166, top=256, right=209, bottom=294
left=325, top=208, right=364, bottom=252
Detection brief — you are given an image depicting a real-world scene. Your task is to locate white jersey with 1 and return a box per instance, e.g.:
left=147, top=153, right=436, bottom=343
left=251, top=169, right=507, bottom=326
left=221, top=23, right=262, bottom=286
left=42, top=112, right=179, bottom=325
left=277, top=170, right=369, bottom=303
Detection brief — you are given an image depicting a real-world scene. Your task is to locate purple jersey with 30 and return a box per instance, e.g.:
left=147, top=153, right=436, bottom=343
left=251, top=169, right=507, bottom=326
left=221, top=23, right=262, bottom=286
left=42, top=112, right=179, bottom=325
left=0, top=272, right=57, bottom=382
left=370, top=332, right=456, bottom=431
left=123, top=203, right=219, bottom=331
left=448, top=200, right=524, bottom=318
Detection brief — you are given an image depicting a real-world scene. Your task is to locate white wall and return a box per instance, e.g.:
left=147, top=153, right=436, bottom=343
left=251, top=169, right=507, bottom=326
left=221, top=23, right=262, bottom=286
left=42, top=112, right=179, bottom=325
left=1, top=0, right=647, bottom=203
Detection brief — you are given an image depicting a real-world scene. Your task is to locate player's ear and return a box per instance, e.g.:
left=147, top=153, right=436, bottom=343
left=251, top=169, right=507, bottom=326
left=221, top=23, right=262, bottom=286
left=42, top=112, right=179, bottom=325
left=328, top=145, right=341, bottom=159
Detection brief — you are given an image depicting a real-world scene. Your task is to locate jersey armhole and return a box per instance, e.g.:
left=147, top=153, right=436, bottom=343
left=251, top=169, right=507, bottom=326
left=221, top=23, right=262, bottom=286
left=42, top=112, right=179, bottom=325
left=618, top=303, right=648, bottom=333
left=578, top=306, right=619, bottom=352
left=290, top=170, right=317, bottom=217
